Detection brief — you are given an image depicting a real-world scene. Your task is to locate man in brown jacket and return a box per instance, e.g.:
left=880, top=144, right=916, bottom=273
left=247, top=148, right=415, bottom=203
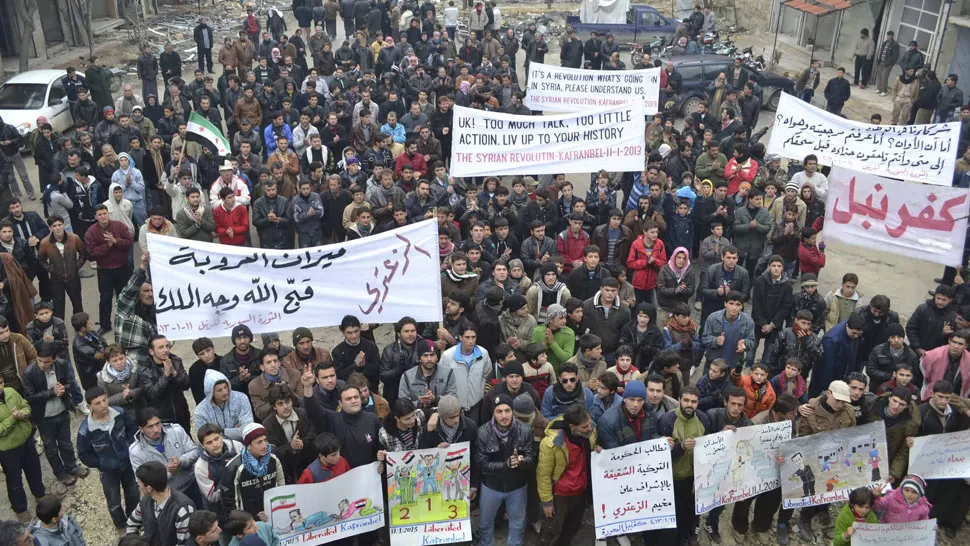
left=218, top=37, right=238, bottom=71
left=233, top=32, right=256, bottom=76
left=249, top=351, right=304, bottom=421
left=233, top=86, right=263, bottom=128
left=37, top=216, right=87, bottom=320
left=0, top=316, right=38, bottom=394
left=282, top=327, right=333, bottom=371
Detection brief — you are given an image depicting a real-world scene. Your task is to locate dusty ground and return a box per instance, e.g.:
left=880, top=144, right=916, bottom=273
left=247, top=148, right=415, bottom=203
left=0, top=3, right=963, bottom=545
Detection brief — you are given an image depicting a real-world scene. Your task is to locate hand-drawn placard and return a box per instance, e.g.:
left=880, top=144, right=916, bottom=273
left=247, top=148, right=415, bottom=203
left=768, top=92, right=959, bottom=186
left=591, top=438, right=677, bottom=539
left=450, top=103, right=646, bottom=176
left=694, top=421, right=793, bottom=514
left=524, top=62, right=661, bottom=114
left=146, top=220, right=442, bottom=340
left=909, top=429, right=970, bottom=480
left=778, top=421, right=889, bottom=509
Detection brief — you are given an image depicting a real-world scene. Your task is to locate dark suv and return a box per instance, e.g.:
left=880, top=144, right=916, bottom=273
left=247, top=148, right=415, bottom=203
left=668, top=55, right=794, bottom=117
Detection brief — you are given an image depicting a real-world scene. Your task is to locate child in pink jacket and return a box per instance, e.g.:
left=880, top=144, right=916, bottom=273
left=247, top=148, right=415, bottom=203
left=873, top=474, right=932, bottom=523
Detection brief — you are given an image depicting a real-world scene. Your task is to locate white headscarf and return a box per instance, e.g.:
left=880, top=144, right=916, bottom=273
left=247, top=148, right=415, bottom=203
left=105, top=182, right=135, bottom=234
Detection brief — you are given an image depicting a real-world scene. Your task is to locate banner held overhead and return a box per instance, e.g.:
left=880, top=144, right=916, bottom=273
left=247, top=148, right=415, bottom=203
left=523, top=62, right=661, bottom=114
left=450, top=103, right=646, bottom=177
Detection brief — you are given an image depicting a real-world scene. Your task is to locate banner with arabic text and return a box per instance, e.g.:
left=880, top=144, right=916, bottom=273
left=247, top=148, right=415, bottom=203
left=523, top=62, right=661, bottom=114
left=768, top=92, right=959, bottom=186
left=908, top=429, right=970, bottom=480
left=385, top=443, right=472, bottom=546
left=825, top=167, right=969, bottom=267
left=854, top=520, right=937, bottom=546
left=694, top=421, right=792, bottom=514
left=450, top=103, right=646, bottom=176
left=591, top=438, right=676, bottom=539
left=146, top=220, right=442, bottom=340
left=263, top=462, right=385, bottom=545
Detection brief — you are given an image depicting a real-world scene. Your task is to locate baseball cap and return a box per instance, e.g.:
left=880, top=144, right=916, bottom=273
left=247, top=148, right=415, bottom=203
left=828, top=380, right=852, bottom=402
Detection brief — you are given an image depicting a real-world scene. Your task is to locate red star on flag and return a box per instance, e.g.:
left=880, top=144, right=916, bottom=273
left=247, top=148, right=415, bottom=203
left=198, top=127, right=206, bottom=133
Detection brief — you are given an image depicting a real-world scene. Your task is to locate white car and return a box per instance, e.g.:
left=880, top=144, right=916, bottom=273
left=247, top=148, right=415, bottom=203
left=0, top=69, right=77, bottom=137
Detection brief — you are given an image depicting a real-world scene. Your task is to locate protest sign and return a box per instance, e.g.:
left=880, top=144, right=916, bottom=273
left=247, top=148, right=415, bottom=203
left=909, top=429, right=970, bottom=480
left=523, top=62, right=661, bottom=114
left=146, top=220, right=441, bottom=340
left=591, top=438, right=676, bottom=539
left=450, top=103, right=646, bottom=177
left=854, top=520, right=938, bottom=546
left=778, top=421, right=889, bottom=509
left=264, top=462, right=384, bottom=545
left=694, top=421, right=793, bottom=514
left=768, top=92, right=959, bottom=186
left=385, top=443, right=472, bottom=546
left=825, top=167, right=970, bottom=267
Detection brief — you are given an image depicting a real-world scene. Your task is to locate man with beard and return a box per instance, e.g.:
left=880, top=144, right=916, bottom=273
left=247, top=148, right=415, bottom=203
left=399, top=340, right=457, bottom=410
left=658, top=387, right=710, bottom=546
left=252, top=179, right=291, bottom=249
left=283, top=327, right=333, bottom=373
left=540, top=363, right=594, bottom=419
left=174, top=187, right=215, bottom=243
left=380, top=317, right=424, bottom=406
left=219, top=325, right=260, bottom=397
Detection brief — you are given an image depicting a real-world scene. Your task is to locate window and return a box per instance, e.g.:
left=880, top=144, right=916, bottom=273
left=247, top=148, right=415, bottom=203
left=677, top=64, right=705, bottom=83
left=640, top=12, right=663, bottom=26
left=703, top=63, right=732, bottom=81
left=48, top=82, right=66, bottom=106
left=0, top=84, right=47, bottom=109
left=897, top=0, right=943, bottom=52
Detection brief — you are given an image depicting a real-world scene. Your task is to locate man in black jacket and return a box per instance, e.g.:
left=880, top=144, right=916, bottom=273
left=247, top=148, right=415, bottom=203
left=127, top=461, right=196, bottom=546
left=560, top=30, right=583, bottom=68
left=139, top=335, right=192, bottom=432
left=194, top=17, right=215, bottom=74
left=23, top=342, right=87, bottom=485
left=584, top=32, right=603, bottom=70
left=331, top=314, right=381, bottom=393
left=475, top=392, right=535, bottom=546
left=823, top=67, right=851, bottom=115
left=0, top=116, right=35, bottom=200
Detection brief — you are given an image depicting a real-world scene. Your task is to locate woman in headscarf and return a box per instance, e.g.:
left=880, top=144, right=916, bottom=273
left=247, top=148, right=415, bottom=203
left=270, top=47, right=283, bottom=71
left=111, top=153, right=147, bottom=225
left=656, top=246, right=697, bottom=312
left=142, top=94, right=164, bottom=126
left=800, top=182, right=825, bottom=232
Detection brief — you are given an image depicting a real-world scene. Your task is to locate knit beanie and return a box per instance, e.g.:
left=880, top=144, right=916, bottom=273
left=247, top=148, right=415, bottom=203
left=491, top=393, right=514, bottom=412
left=623, top=380, right=648, bottom=399
left=261, top=332, right=280, bottom=346
left=232, top=324, right=253, bottom=342
left=886, top=323, right=905, bottom=338
left=437, top=395, right=461, bottom=418
left=900, top=474, right=926, bottom=497
left=890, top=386, right=912, bottom=401
left=540, top=262, right=558, bottom=277
left=502, top=360, right=525, bottom=378
left=512, top=393, right=536, bottom=418
left=292, top=327, right=313, bottom=345
left=505, top=294, right=527, bottom=312
left=546, top=304, right=567, bottom=319
left=242, top=423, right=267, bottom=446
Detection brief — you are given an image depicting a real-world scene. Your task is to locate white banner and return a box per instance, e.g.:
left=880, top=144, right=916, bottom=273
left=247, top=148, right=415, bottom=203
left=778, top=421, right=889, bottom=509
left=385, top=443, right=472, bottom=546
left=825, top=167, right=970, bottom=267
left=263, top=462, right=385, bottom=545
left=854, top=520, right=938, bottom=546
left=591, top=438, right=677, bottom=539
left=146, top=220, right=442, bottom=340
left=694, top=421, right=793, bottom=514
left=450, top=104, right=646, bottom=177
left=768, top=92, right=959, bottom=186
left=524, top=62, right=661, bottom=114
left=909, top=429, right=970, bottom=480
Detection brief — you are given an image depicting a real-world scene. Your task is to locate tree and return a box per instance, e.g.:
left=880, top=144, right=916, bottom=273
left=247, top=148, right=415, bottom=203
left=76, top=0, right=95, bottom=58
left=14, top=0, right=39, bottom=73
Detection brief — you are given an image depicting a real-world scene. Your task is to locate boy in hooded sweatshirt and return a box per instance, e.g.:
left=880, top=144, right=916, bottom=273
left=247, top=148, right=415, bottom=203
left=872, top=474, right=932, bottom=523
left=30, top=496, right=86, bottom=546
left=194, top=369, right=255, bottom=442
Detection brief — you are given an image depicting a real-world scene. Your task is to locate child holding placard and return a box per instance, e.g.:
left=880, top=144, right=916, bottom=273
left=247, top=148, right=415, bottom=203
left=834, top=487, right=879, bottom=546
left=872, top=474, right=932, bottom=523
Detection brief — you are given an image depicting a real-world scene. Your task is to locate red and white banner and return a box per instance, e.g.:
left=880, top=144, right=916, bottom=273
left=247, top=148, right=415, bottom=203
left=825, top=167, right=970, bottom=266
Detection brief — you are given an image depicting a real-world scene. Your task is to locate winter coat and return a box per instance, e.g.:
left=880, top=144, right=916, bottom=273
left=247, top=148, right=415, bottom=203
left=752, top=271, right=795, bottom=329
left=474, top=418, right=533, bottom=492
left=811, top=322, right=863, bottom=397
left=30, top=516, right=87, bottom=546
left=824, top=76, right=850, bottom=108
left=868, top=393, right=921, bottom=481
left=906, top=299, right=957, bottom=353
left=657, top=258, right=697, bottom=311
left=798, top=395, right=855, bottom=438
left=440, top=344, right=491, bottom=412
left=536, top=417, right=598, bottom=504
left=194, top=370, right=254, bottom=442
left=194, top=439, right=243, bottom=510
left=592, top=223, right=633, bottom=269
left=77, top=406, right=136, bottom=471
left=251, top=195, right=292, bottom=249
left=699, top=264, right=751, bottom=313
left=866, top=342, right=919, bottom=392
left=824, top=287, right=864, bottom=332
left=767, top=327, right=824, bottom=376
left=597, top=403, right=660, bottom=449
left=701, top=309, right=756, bottom=367
left=732, top=204, right=771, bottom=262
left=540, top=383, right=595, bottom=419
left=833, top=504, right=878, bottom=546
left=136, top=353, right=191, bottom=428
left=263, top=407, right=316, bottom=483
left=626, top=235, right=668, bottom=291
left=582, top=292, right=632, bottom=355
left=730, top=369, right=776, bottom=418
left=398, top=364, right=458, bottom=409
left=129, top=424, right=201, bottom=493
left=22, top=359, right=81, bottom=424
left=0, top=386, right=33, bottom=452
left=873, top=487, right=932, bottom=523
left=219, top=450, right=285, bottom=518
left=96, top=360, right=144, bottom=415
left=619, top=320, right=663, bottom=372
left=919, top=344, right=970, bottom=399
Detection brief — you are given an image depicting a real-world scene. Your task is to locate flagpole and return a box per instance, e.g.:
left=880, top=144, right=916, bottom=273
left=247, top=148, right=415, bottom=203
left=175, top=137, right=188, bottom=171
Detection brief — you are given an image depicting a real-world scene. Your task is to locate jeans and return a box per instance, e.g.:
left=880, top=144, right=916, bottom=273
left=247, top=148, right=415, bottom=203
left=707, top=505, right=725, bottom=530
left=298, top=230, right=323, bottom=248
left=935, top=110, right=955, bottom=123
left=0, top=434, right=46, bottom=513
left=479, top=485, right=527, bottom=546
left=197, top=47, right=213, bottom=72
left=5, top=153, right=35, bottom=197
left=798, top=89, right=814, bottom=103
left=446, top=26, right=456, bottom=40
left=39, top=411, right=78, bottom=478
left=97, top=265, right=132, bottom=331
left=101, top=465, right=140, bottom=528
left=51, top=276, right=83, bottom=320
left=635, top=288, right=657, bottom=305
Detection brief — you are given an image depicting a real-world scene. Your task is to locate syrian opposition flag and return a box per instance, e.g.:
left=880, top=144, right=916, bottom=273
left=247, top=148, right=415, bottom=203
left=270, top=494, right=297, bottom=513
left=186, top=111, right=231, bottom=157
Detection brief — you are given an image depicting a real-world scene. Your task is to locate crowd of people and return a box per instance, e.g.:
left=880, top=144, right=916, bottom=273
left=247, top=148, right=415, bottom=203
left=0, top=2, right=968, bottom=546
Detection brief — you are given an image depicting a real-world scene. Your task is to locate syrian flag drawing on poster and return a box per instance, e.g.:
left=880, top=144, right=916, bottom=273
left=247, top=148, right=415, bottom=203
left=269, top=494, right=297, bottom=513
left=186, top=111, right=231, bottom=156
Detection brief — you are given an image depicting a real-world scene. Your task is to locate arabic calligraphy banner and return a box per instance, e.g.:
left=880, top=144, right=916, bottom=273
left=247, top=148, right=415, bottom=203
left=778, top=421, right=889, bottom=509
left=693, top=421, right=793, bottom=514
left=450, top=103, right=646, bottom=177
left=385, top=443, right=472, bottom=546
left=591, top=438, right=676, bottom=539
left=825, top=167, right=970, bottom=267
left=146, top=219, right=443, bottom=341
left=854, top=520, right=938, bottom=546
left=908, top=429, right=970, bottom=480
left=262, top=462, right=385, bottom=545
left=523, top=62, right=661, bottom=115
left=768, top=92, right=959, bottom=186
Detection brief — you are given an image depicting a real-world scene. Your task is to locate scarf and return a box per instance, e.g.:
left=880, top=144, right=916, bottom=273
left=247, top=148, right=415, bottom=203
left=264, top=370, right=283, bottom=383
left=666, top=316, right=697, bottom=334
left=106, top=359, right=133, bottom=381
left=539, top=279, right=564, bottom=308
left=151, top=149, right=164, bottom=181
left=356, top=222, right=373, bottom=236
left=439, top=241, right=454, bottom=258
left=440, top=420, right=460, bottom=443
left=241, top=444, right=274, bottom=477
left=499, top=309, right=535, bottom=341
left=552, top=380, right=584, bottom=407
left=490, top=417, right=512, bottom=443
left=446, top=268, right=477, bottom=282
left=117, top=152, right=133, bottom=175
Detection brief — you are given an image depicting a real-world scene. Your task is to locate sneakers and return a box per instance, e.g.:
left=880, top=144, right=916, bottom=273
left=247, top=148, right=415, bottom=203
left=77, top=401, right=90, bottom=415
left=797, top=516, right=814, bottom=542
left=705, top=523, right=722, bottom=544
left=776, top=524, right=790, bottom=546
left=879, top=91, right=887, bottom=96
left=732, top=529, right=746, bottom=544
left=74, top=466, right=90, bottom=478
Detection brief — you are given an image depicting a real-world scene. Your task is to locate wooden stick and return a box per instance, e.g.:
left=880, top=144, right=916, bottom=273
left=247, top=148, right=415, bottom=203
left=175, top=137, right=188, bottom=171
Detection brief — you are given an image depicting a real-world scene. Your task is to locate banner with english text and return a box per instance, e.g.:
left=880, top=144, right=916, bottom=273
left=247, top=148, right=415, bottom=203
left=824, top=167, right=970, bottom=267
left=263, top=462, right=385, bottom=545
left=523, top=62, right=661, bottom=114
left=768, top=92, right=959, bottom=186
left=385, top=443, right=472, bottom=546
left=146, top=220, right=442, bottom=341
left=591, top=438, right=676, bottom=539
left=694, top=421, right=792, bottom=514
left=449, top=103, right=646, bottom=177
